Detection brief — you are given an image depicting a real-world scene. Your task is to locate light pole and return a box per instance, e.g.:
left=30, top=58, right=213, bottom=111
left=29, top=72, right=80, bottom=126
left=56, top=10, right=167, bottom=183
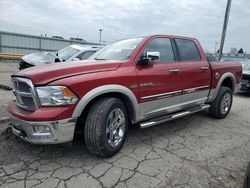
left=218, top=0, right=232, bottom=61
left=99, top=29, right=102, bottom=44
left=214, top=42, right=218, bottom=55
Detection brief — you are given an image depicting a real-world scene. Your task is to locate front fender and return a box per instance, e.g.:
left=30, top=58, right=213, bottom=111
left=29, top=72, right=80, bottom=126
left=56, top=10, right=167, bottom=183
left=72, top=84, right=140, bottom=123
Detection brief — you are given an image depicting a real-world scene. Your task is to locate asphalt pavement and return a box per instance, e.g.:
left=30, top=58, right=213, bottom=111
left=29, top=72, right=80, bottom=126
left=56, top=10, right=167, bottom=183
left=0, top=62, right=249, bottom=188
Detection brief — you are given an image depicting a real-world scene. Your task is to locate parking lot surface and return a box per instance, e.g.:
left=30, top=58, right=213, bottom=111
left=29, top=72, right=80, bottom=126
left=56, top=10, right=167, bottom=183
left=0, top=62, right=250, bottom=188
left=0, top=62, right=16, bottom=120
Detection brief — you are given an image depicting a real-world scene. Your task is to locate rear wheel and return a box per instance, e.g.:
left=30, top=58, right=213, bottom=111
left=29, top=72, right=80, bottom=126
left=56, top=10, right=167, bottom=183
left=84, top=98, right=128, bottom=157
left=209, top=86, right=233, bottom=119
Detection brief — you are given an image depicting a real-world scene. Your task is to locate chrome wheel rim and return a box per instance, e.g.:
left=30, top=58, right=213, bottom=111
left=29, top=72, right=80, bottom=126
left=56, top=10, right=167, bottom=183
left=106, top=108, right=125, bottom=148
left=221, top=92, right=231, bottom=114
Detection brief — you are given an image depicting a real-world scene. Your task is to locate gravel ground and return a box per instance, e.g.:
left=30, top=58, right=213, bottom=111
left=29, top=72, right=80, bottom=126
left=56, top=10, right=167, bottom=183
left=0, top=90, right=15, bottom=120
left=0, top=62, right=250, bottom=188
left=0, top=62, right=18, bottom=87
left=0, top=62, right=17, bottom=120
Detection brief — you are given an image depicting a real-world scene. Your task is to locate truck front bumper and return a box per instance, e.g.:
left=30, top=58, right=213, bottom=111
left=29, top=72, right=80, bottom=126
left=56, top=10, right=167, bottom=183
left=10, top=115, right=76, bottom=144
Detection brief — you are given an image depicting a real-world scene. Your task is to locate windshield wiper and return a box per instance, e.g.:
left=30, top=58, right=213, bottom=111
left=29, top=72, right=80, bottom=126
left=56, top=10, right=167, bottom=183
left=94, top=58, right=107, bottom=60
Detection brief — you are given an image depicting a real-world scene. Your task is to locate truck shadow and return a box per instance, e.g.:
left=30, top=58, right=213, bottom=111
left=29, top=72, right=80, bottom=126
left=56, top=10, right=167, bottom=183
left=0, top=110, right=211, bottom=166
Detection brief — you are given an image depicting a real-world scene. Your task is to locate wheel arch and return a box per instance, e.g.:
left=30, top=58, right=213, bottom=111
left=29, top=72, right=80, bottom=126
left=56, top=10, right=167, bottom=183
left=207, top=72, right=236, bottom=102
left=72, top=85, right=140, bottom=124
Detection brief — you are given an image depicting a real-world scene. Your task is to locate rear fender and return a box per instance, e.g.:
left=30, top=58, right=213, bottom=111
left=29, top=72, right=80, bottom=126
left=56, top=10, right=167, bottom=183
left=207, top=72, right=236, bottom=102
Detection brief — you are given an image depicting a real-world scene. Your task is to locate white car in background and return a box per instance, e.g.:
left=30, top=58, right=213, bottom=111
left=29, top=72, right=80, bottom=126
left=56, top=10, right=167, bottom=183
left=19, top=45, right=102, bottom=70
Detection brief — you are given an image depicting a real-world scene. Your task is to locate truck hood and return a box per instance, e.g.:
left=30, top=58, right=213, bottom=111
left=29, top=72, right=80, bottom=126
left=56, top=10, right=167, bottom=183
left=22, top=52, right=56, bottom=65
left=14, top=60, right=121, bottom=85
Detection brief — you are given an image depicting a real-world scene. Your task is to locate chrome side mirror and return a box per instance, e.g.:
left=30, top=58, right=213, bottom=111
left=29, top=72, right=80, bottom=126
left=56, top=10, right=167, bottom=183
left=147, top=51, right=160, bottom=63
left=137, top=51, right=160, bottom=66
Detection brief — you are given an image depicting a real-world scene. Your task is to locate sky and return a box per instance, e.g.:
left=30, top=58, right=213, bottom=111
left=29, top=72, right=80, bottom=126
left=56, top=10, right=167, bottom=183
left=0, top=0, right=249, bottom=53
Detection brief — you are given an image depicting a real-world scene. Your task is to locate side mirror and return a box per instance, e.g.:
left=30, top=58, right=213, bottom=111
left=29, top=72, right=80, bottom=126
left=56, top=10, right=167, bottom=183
left=147, top=51, right=160, bottom=63
left=137, top=51, right=160, bottom=66
left=55, top=57, right=61, bottom=63
left=72, top=57, right=80, bottom=61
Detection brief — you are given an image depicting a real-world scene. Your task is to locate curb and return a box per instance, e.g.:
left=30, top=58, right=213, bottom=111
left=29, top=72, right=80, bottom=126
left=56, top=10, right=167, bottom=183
left=0, top=117, right=10, bottom=123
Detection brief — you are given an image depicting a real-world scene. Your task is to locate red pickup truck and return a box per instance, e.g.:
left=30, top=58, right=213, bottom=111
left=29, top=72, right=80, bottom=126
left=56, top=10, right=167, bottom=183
left=8, top=35, right=242, bottom=157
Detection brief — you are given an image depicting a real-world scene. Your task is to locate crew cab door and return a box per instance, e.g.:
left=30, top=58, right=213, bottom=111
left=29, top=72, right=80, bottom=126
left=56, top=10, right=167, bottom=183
left=174, top=38, right=211, bottom=106
left=135, top=37, right=182, bottom=120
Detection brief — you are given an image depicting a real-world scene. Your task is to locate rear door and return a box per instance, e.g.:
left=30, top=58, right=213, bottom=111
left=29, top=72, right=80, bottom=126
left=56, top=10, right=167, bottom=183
left=135, top=37, right=182, bottom=119
left=174, top=38, right=211, bottom=106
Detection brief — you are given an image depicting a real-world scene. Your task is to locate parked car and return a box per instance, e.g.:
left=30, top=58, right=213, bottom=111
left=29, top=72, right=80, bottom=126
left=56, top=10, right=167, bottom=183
left=8, top=35, right=242, bottom=157
left=240, top=60, right=250, bottom=91
left=19, top=45, right=101, bottom=70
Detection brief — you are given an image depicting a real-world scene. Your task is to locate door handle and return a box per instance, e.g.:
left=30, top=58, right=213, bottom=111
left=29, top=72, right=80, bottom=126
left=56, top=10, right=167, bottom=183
left=201, top=66, right=209, bottom=71
left=169, top=69, right=180, bottom=74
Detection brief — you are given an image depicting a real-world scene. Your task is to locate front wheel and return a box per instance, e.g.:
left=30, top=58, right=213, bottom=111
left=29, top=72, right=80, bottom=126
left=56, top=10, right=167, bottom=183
left=209, top=86, right=233, bottom=119
left=84, top=98, right=128, bottom=157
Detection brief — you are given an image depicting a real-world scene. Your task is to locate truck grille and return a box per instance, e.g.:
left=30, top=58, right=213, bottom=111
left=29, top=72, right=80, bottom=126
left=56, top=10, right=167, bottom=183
left=12, top=77, right=38, bottom=111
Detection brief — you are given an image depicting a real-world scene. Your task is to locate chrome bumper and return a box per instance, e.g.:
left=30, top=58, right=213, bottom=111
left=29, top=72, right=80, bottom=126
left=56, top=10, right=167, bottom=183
left=10, top=116, right=76, bottom=144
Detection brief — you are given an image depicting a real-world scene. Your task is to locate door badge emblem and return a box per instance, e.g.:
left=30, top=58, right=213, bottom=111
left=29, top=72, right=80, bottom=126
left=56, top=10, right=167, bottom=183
left=215, top=72, right=220, bottom=80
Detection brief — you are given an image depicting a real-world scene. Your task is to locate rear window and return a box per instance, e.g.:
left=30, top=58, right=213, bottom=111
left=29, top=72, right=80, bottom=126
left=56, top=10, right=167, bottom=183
left=176, top=39, right=200, bottom=61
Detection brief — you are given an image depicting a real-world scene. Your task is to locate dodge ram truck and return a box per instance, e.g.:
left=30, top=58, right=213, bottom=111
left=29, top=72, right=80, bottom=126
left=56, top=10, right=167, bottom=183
left=8, top=35, right=242, bottom=157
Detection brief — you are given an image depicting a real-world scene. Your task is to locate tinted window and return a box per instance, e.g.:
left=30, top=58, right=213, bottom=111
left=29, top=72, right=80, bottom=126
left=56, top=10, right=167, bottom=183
left=77, top=51, right=96, bottom=60
left=176, top=39, right=200, bottom=61
left=144, top=38, right=175, bottom=62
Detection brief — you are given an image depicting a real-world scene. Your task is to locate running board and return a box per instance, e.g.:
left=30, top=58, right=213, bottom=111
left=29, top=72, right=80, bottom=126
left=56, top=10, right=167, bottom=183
left=140, top=105, right=210, bottom=128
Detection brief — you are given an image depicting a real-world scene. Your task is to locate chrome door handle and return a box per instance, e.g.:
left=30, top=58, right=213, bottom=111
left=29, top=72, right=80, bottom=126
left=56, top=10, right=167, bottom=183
left=169, top=69, right=180, bottom=74
left=201, top=66, right=209, bottom=71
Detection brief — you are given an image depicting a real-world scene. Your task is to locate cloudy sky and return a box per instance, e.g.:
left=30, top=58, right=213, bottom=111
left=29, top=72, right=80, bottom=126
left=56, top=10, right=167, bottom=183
left=0, top=0, right=249, bottom=52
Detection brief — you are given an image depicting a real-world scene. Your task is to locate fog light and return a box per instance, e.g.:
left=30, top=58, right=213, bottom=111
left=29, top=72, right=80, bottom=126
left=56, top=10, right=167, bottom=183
left=33, top=125, right=51, bottom=134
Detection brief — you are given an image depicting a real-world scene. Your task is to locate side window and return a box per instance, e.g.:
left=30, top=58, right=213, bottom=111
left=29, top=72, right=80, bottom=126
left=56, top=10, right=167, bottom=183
left=143, top=38, right=175, bottom=63
left=175, top=39, right=201, bottom=61
left=77, top=51, right=96, bottom=60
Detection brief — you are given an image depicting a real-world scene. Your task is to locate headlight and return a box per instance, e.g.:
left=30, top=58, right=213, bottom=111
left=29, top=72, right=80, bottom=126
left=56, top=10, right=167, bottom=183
left=36, top=86, right=78, bottom=106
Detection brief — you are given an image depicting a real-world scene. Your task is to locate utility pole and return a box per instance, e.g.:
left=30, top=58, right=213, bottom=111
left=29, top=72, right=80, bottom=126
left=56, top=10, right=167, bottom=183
left=99, top=29, right=103, bottom=44
left=218, top=0, right=232, bottom=61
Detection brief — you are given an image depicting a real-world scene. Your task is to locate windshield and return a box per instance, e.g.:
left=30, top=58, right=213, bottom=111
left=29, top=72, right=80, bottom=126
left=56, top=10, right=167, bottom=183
left=89, top=37, right=144, bottom=61
left=58, top=46, right=80, bottom=61
left=242, top=60, right=250, bottom=71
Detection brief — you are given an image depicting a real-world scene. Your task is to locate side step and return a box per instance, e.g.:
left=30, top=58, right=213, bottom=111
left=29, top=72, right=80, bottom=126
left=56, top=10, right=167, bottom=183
left=140, top=105, right=210, bottom=128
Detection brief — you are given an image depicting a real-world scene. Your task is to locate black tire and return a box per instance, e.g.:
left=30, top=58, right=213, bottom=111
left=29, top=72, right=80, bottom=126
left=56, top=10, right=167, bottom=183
left=84, top=97, right=128, bottom=157
left=209, top=86, right=233, bottom=119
